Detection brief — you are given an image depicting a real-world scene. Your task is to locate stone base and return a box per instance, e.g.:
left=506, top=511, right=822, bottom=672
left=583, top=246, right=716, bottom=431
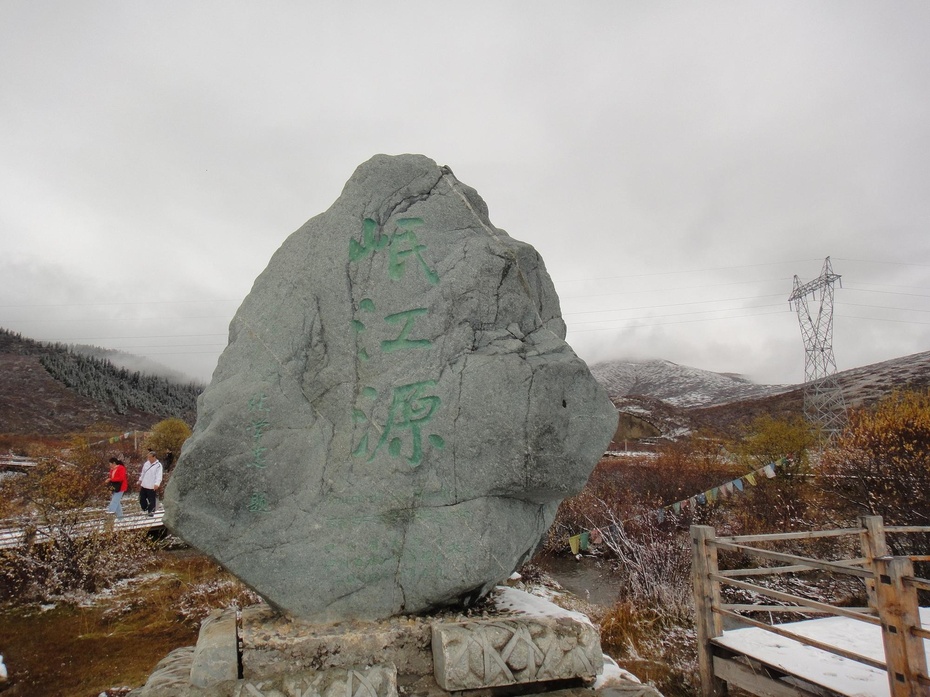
left=128, top=587, right=661, bottom=697
left=432, top=588, right=603, bottom=690
left=239, top=604, right=435, bottom=680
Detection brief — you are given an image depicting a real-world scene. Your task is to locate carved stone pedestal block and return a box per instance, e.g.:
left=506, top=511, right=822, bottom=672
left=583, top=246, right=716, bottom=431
left=431, top=590, right=603, bottom=690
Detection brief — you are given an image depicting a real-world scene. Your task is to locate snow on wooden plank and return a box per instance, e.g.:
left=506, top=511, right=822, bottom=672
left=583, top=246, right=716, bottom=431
left=713, top=608, right=930, bottom=697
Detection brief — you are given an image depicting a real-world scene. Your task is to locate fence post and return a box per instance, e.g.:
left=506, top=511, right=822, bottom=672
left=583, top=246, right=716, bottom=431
left=874, top=555, right=928, bottom=697
left=692, top=525, right=725, bottom=697
left=859, top=515, right=888, bottom=612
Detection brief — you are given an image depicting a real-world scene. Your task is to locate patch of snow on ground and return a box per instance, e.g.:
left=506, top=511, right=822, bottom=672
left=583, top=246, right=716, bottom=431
left=617, top=404, right=650, bottom=415
left=665, top=426, right=692, bottom=439
left=0, top=654, right=6, bottom=681
left=79, top=576, right=139, bottom=606
left=493, top=585, right=594, bottom=627
left=594, top=655, right=642, bottom=687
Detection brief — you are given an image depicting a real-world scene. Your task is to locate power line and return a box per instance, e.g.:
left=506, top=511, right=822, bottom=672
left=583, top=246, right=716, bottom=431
left=564, top=294, right=786, bottom=318
left=119, top=349, right=226, bottom=356
left=842, top=285, right=930, bottom=299
left=834, top=257, right=930, bottom=269
left=835, top=313, right=930, bottom=326
left=1, top=315, right=234, bottom=324
left=0, top=299, right=240, bottom=309
left=568, top=308, right=788, bottom=333
left=561, top=276, right=793, bottom=301
left=837, top=301, right=930, bottom=314
left=85, top=343, right=227, bottom=350
left=25, top=333, right=228, bottom=341
left=556, top=258, right=822, bottom=284
left=570, top=305, right=785, bottom=327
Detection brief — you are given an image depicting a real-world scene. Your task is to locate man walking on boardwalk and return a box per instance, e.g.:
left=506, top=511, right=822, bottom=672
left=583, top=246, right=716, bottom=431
left=138, top=450, right=163, bottom=517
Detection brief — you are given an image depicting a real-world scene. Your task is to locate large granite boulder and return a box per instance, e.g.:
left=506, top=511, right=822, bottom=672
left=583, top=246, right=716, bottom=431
left=163, top=154, right=617, bottom=621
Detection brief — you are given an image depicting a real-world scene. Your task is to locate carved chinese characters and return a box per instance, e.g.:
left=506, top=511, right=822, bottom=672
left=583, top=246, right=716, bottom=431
left=350, top=218, right=444, bottom=468
left=163, top=154, right=617, bottom=621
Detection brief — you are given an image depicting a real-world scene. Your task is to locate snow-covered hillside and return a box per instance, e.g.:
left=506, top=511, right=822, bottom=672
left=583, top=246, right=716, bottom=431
left=589, top=358, right=789, bottom=408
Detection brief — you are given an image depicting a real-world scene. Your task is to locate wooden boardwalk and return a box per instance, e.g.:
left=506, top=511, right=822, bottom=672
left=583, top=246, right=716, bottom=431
left=0, top=508, right=165, bottom=550
left=692, top=517, right=930, bottom=697
left=0, top=456, right=38, bottom=472
left=714, top=608, right=930, bottom=697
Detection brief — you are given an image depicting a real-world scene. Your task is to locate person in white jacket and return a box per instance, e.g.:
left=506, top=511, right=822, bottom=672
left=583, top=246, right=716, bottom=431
left=138, top=450, right=163, bottom=517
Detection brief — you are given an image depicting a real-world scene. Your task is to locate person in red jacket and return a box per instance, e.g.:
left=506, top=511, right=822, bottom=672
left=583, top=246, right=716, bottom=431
left=106, top=457, right=128, bottom=519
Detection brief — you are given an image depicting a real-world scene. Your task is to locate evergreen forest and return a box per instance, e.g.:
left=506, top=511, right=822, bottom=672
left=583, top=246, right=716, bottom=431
left=0, top=327, right=203, bottom=422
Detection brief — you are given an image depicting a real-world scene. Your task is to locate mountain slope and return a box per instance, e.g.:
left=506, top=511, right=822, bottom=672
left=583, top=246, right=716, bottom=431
left=0, top=353, right=161, bottom=436
left=0, top=328, right=203, bottom=437
left=829, top=350, right=930, bottom=408
left=590, top=358, right=790, bottom=408
left=603, top=350, right=930, bottom=442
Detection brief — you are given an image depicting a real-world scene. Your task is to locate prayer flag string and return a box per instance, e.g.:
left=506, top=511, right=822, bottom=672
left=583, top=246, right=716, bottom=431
left=567, top=457, right=790, bottom=553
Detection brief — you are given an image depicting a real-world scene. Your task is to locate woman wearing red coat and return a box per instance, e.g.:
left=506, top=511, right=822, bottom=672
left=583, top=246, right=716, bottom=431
left=106, top=457, right=128, bottom=519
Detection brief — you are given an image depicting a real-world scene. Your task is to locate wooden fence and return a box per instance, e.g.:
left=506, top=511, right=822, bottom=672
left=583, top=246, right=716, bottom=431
left=692, top=516, right=930, bottom=697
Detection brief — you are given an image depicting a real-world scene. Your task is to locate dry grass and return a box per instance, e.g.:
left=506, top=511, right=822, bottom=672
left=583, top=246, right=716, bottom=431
left=0, top=544, right=259, bottom=697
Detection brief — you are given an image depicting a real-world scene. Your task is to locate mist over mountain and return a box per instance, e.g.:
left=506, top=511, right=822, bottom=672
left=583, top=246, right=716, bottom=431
left=0, top=328, right=203, bottom=437
left=70, top=344, right=199, bottom=386
left=1, top=326, right=927, bottom=441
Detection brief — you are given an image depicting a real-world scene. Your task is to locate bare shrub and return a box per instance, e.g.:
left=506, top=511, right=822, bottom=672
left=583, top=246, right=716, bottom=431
left=0, top=529, right=157, bottom=603
left=600, top=600, right=661, bottom=655
left=175, top=575, right=262, bottom=625
left=0, top=445, right=158, bottom=602
left=544, top=440, right=739, bottom=554
left=819, top=389, right=930, bottom=528
left=600, top=513, right=693, bottom=622
left=599, top=600, right=699, bottom=697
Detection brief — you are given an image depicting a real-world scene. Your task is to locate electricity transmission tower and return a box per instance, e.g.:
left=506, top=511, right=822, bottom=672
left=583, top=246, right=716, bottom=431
left=788, top=256, right=847, bottom=437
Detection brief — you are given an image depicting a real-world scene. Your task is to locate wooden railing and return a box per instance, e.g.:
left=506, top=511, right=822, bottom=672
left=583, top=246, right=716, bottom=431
left=692, top=516, right=930, bottom=697
left=0, top=455, right=38, bottom=471
left=0, top=508, right=165, bottom=550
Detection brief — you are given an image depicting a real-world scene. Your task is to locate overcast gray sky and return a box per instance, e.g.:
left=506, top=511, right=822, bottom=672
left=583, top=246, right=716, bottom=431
left=2, top=2, right=929, bottom=386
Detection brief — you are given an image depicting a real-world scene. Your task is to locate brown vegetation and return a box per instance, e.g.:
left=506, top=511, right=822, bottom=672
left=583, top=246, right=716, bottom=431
left=542, top=389, right=930, bottom=696
left=0, top=549, right=258, bottom=697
